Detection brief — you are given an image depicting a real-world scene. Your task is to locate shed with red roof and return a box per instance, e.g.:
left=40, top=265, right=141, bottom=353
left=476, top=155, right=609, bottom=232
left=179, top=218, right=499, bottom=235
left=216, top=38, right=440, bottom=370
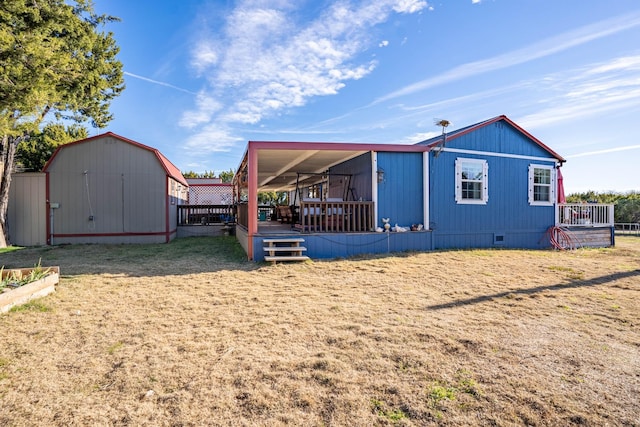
left=42, top=132, right=188, bottom=244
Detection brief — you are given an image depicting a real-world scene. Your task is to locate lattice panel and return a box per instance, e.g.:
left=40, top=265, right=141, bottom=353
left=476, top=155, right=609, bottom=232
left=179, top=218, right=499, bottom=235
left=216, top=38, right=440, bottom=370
left=189, top=185, right=233, bottom=205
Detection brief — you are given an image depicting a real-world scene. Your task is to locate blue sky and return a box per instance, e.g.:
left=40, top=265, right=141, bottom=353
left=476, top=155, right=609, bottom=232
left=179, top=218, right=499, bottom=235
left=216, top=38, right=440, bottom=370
left=93, top=0, right=640, bottom=194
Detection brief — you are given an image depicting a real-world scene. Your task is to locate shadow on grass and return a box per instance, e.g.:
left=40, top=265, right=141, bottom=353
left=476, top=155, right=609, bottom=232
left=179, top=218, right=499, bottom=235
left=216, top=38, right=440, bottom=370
left=0, top=236, right=261, bottom=276
left=426, top=269, right=640, bottom=311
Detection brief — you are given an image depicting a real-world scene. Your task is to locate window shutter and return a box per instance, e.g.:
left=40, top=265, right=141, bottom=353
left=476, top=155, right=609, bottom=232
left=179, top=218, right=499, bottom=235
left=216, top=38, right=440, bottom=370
left=528, top=164, right=534, bottom=204
left=483, top=161, right=489, bottom=203
left=455, top=158, right=462, bottom=203
left=550, top=167, right=556, bottom=204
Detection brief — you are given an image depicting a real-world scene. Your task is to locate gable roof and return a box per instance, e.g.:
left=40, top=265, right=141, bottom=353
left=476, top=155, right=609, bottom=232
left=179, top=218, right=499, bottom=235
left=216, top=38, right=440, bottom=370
left=43, top=132, right=188, bottom=186
left=416, top=115, right=566, bottom=163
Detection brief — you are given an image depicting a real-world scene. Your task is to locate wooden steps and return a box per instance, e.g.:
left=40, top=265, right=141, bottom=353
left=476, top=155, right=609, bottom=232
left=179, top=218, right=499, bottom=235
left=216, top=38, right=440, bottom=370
left=263, top=238, right=310, bottom=263
left=263, top=246, right=308, bottom=252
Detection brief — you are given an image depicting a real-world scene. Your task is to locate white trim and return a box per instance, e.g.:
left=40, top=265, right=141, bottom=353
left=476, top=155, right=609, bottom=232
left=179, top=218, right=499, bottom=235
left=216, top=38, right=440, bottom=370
left=372, top=151, right=378, bottom=227
left=438, top=147, right=558, bottom=163
left=528, top=164, right=555, bottom=206
left=423, top=151, right=429, bottom=230
left=455, top=158, right=488, bottom=205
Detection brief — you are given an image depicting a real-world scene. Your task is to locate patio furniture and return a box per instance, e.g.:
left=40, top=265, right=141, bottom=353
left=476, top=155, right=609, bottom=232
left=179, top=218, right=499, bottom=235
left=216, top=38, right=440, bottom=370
left=276, top=205, right=293, bottom=223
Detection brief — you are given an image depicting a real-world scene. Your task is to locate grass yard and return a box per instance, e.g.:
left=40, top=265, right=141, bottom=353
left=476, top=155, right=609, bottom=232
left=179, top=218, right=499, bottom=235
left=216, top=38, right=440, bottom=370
left=0, top=236, right=638, bottom=426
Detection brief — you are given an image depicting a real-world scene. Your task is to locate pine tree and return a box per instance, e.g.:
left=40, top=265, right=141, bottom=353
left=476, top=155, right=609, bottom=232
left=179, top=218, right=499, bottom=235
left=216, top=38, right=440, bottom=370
left=0, top=0, right=124, bottom=246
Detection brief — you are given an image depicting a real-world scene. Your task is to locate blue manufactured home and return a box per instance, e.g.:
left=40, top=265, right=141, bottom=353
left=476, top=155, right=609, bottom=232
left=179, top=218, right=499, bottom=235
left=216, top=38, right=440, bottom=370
left=232, top=115, right=609, bottom=261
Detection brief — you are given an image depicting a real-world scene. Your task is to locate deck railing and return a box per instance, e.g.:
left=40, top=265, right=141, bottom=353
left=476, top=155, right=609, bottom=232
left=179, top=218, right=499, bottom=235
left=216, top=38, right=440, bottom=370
left=297, top=201, right=374, bottom=233
left=558, top=203, right=614, bottom=227
left=615, top=223, right=640, bottom=235
left=177, top=204, right=234, bottom=225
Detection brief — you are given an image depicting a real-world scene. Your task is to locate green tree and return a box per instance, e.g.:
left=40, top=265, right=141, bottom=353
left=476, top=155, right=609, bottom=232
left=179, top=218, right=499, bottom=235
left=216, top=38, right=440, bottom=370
left=0, top=0, right=124, bottom=246
left=257, top=191, right=288, bottom=205
left=16, top=123, right=87, bottom=171
left=219, top=169, right=235, bottom=183
left=615, top=198, right=640, bottom=223
left=181, top=170, right=217, bottom=178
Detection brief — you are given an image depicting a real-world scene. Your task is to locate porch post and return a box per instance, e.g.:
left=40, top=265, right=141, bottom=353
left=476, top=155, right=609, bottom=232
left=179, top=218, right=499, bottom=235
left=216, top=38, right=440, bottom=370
left=247, top=144, right=258, bottom=260
left=423, top=151, right=429, bottom=230
left=371, top=151, right=378, bottom=228
left=608, top=204, right=615, bottom=226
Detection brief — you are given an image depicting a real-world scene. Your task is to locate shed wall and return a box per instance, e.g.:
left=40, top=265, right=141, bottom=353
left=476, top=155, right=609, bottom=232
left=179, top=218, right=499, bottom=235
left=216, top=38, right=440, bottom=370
left=46, top=135, right=180, bottom=244
left=8, top=173, right=47, bottom=246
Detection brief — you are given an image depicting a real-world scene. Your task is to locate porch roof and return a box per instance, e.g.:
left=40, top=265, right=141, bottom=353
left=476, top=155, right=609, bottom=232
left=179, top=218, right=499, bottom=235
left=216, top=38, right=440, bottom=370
left=236, top=141, right=428, bottom=192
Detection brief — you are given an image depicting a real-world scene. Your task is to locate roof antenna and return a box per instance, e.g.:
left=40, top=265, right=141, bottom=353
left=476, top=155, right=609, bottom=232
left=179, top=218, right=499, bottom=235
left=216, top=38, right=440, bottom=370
left=433, top=119, right=450, bottom=157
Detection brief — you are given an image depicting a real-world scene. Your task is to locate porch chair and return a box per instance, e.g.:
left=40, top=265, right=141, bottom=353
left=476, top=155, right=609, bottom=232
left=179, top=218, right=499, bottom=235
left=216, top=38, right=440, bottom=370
left=276, top=205, right=293, bottom=223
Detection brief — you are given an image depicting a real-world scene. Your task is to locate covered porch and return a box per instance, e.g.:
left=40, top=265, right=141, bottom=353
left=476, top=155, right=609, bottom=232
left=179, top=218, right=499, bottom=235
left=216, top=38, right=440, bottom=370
left=232, top=141, right=429, bottom=260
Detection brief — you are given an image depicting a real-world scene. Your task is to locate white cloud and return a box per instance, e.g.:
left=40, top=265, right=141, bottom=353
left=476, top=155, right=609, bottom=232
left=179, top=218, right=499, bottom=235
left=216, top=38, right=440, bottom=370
left=393, top=0, right=429, bottom=14
left=566, top=144, right=640, bottom=159
left=371, top=10, right=640, bottom=104
left=191, top=40, right=220, bottom=74
left=123, top=71, right=197, bottom=95
left=179, top=92, right=223, bottom=128
left=379, top=40, right=389, bottom=47
left=584, top=54, right=640, bottom=75
left=401, top=131, right=440, bottom=144
left=184, top=124, right=244, bottom=152
left=517, top=55, right=640, bottom=129
left=472, top=0, right=481, bottom=4
left=181, top=0, right=428, bottom=152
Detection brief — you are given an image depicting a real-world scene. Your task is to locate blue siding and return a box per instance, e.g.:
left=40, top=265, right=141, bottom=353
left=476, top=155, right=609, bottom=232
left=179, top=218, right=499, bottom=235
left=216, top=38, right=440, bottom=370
left=450, top=121, right=553, bottom=158
left=429, top=150, right=556, bottom=249
left=377, top=152, right=424, bottom=228
left=252, top=231, right=433, bottom=261
left=426, top=119, right=560, bottom=249
left=246, top=117, right=565, bottom=261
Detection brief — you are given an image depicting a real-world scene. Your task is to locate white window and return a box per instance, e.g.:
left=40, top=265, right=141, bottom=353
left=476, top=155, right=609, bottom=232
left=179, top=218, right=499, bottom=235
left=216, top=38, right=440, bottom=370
left=528, top=164, right=555, bottom=206
left=455, top=158, right=488, bottom=204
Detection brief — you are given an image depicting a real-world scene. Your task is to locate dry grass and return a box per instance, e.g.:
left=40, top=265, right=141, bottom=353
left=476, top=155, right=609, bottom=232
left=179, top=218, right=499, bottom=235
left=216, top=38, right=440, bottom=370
left=0, top=236, right=638, bottom=426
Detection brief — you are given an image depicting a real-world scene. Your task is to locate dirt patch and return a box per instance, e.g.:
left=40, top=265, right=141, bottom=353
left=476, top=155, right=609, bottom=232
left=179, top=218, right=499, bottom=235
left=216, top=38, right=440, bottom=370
left=0, top=236, right=638, bottom=426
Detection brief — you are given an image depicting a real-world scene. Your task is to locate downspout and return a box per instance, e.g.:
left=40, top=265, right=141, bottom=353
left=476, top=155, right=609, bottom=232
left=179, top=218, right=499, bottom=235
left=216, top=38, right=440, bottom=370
left=371, top=151, right=378, bottom=228
left=423, top=151, right=429, bottom=230
left=554, top=164, right=560, bottom=226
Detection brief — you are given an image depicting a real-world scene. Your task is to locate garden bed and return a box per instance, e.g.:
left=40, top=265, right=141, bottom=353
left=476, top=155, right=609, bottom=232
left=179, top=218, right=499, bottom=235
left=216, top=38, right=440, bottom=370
left=0, top=266, right=60, bottom=313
